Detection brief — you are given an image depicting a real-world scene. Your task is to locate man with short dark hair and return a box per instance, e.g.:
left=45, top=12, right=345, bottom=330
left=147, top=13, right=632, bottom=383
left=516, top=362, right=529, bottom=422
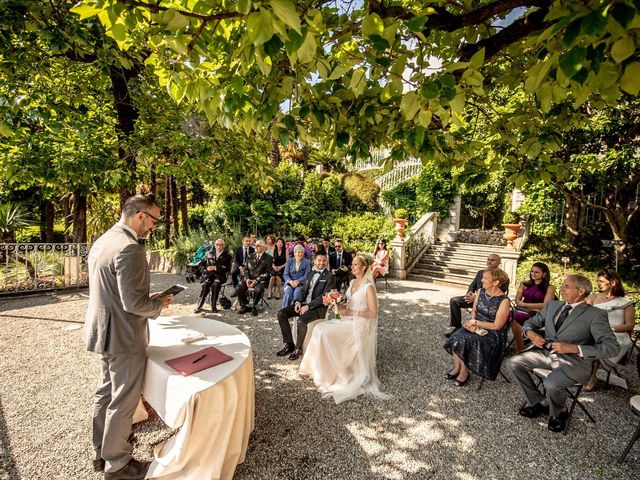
left=446, top=253, right=508, bottom=337
left=231, top=236, right=254, bottom=289
left=84, top=195, right=173, bottom=479
left=276, top=251, right=335, bottom=360
left=194, top=239, right=232, bottom=313
left=235, top=240, right=272, bottom=316
left=329, top=239, right=352, bottom=292
left=508, top=274, right=619, bottom=433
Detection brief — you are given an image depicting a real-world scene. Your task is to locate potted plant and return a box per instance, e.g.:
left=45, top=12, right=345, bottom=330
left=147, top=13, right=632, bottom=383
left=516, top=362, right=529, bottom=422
left=501, top=210, right=520, bottom=248
left=394, top=208, right=408, bottom=238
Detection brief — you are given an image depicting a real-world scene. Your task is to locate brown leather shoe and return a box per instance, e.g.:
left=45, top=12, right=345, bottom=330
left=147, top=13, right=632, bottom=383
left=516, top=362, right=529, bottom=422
left=104, top=459, right=150, bottom=480
left=93, top=458, right=105, bottom=472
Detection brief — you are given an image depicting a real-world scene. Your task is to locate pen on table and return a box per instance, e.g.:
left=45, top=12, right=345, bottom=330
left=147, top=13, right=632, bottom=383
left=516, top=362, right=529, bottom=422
left=192, top=353, right=207, bottom=364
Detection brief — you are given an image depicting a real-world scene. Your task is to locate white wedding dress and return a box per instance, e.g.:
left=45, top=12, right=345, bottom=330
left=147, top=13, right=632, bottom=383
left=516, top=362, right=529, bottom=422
left=299, top=276, right=389, bottom=404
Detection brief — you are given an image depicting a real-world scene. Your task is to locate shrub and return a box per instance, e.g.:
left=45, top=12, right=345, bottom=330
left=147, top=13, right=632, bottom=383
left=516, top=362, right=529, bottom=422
left=249, top=199, right=276, bottom=233
left=341, top=173, right=380, bottom=211
left=502, top=211, right=518, bottom=224
left=381, top=179, right=417, bottom=219
left=394, top=208, right=408, bottom=219
left=321, top=174, right=344, bottom=212
left=332, top=212, right=394, bottom=252
left=518, top=182, right=563, bottom=237
left=414, top=161, right=456, bottom=220
left=300, top=171, right=325, bottom=212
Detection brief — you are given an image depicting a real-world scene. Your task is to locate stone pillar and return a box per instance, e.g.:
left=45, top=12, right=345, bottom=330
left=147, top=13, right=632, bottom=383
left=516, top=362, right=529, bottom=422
left=390, top=238, right=406, bottom=279
left=500, top=248, right=521, bottom=291
left=438, top=195, right=461, bottom=241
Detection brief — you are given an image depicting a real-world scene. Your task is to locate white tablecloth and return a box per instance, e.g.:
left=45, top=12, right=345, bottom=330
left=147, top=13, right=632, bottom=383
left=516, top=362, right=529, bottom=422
left=143, top=316, right=255, bottom=480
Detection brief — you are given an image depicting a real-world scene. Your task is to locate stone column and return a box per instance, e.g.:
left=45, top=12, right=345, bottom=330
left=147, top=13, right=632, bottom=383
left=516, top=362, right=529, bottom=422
left=390, top=237, right=406, bottom=279
left=500, top=248, right=522, bottom=291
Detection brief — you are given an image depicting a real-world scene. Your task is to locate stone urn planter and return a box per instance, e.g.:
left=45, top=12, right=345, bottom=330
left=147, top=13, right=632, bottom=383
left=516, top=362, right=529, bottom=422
left=502, top=223, right=521, bottom=249
left=394, top=208, right=408, bottom=238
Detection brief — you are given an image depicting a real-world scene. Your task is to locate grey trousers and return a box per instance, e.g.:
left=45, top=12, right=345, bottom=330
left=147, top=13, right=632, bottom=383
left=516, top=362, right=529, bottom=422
left=507, top=349, right=579, bottom=418
left=92, top=351, right=147, bottom=473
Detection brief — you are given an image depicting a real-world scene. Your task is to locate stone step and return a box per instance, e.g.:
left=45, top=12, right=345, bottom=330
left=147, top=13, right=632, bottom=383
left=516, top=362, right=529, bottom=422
left=406, top=273, right=470, bottom=288
left=410, top=265, right=479, bottom=278
left=416, top=256, right=486, bottom=269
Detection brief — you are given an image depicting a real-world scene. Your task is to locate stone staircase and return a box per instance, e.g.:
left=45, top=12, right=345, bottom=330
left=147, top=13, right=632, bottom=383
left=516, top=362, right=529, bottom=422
left=406, top=242, right=496, bottom=288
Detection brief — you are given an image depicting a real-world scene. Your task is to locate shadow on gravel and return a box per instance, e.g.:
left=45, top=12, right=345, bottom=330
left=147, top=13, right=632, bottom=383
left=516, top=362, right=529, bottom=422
left=0, top=396, right=20, bottom=480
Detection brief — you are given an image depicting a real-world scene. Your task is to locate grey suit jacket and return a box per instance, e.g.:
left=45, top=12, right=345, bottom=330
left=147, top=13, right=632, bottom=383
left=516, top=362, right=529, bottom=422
left=84, top=224, right=163, bottom=355
left=522, top=300, right=619, bottom=382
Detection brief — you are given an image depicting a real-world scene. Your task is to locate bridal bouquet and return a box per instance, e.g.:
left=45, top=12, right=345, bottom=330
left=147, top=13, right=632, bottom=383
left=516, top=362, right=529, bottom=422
left=322, top=290, right=343, bottom=319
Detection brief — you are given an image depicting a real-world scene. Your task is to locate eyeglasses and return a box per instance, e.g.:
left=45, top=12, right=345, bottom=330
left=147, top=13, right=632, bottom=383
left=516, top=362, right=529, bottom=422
left=138, top=211, right=161, bottom=223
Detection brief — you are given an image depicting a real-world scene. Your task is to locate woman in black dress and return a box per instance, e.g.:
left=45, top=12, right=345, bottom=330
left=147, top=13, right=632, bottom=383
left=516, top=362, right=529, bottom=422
left=444, top=268, right=511, bottom=386
left=268, top=237, right=288, bottom=300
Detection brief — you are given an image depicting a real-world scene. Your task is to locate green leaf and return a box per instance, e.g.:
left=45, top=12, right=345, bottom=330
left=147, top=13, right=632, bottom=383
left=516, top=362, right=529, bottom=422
left=269, top=0, right=302, bottom=34
left=440, top=74, right=456, bottom=88
left=350, top=68, right=367, bottom=98
left=237, top=0, right=252, bottom=14
left=581, top=11, right=607, bottom=36
left=362, top=13, right=384, bottom=37
left=562, top=19, right=581, bottom=48
left=594, top=62, right=619, bottom=89
left=255, top=48, right=272, bottom=75
left=536, top=82, right=553, bottom=113
left=69, top=4, right=103, bottom=20
left=369, top=34, right=390, bottom=51
left=559, top=46, right=586, bottom=78
left=165, top=9, right=190, bottom=31
left=400, top=91, right=420, bottom=120
left=390, top=55, right=407, bottom=76
left=611, top=3, right=636, bottom=28
left=620, top=62, right=640, bottom=95
left=336, top=131, right=350, bottom=147
left=611, top=37, right=635, bottom=64
left=406, top=16, right=426, bottom=32
left=284, top=30, right=303, bottom=55
left=247, top=9, right=274, bottom=46
left=110, top=23, right=127, bottom=42
left=526, top=141, right=542, bottom=159
left=468, top=48, right=485, bottom=69
left=420, top=80, right=440, bottom=100
left=297, top=31, right=317, bottom=64
left=264, top=35, right=283, bottom=56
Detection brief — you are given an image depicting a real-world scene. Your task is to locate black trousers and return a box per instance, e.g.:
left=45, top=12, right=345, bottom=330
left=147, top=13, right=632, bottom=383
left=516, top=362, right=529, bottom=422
left=334, top=270, right=351, bottom=292
left=196, top=279, right=222, bottom=309
left=231, top=266, right=242, bottom=287
left=236, top=279, right=266, bottom=307
left=449, top=295, right=473, bottom=328
left=277, top=303, right=327, bottom=349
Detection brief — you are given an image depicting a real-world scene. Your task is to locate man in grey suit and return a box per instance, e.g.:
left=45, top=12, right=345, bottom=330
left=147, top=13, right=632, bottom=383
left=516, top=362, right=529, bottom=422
left=507, top=274, right=619, bottom=433
left=84, top=195, right=173, bottom=479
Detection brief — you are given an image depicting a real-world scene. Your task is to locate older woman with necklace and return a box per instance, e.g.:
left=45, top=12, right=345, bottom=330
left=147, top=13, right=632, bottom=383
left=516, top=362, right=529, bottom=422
left=443, top=268, right=511, bottom=386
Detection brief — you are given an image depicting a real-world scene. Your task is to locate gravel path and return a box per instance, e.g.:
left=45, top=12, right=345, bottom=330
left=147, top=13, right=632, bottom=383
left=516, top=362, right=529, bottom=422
left=0, top=273, right=638, bottom=479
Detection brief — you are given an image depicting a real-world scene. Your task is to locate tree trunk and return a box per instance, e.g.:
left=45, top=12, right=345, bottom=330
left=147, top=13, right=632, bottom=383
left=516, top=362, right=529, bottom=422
left=40, top=199, right=55, bottom=242
left=150, top=165, right=157, bottom=198
left=270, top=136, right=280, bottom=168
left=72, top=192, right=87, bottom=243
left=63, top=195, right=72, bottom=243
left=180, top=184, right=189, bottom=236
left=564, top=193, right=581, bottom=241
left=109, top=65, right=140, bottom=208
left=164, top=177, right=171, bottom=249
left=300, top=143, right=310, bottom=170
left=171, top=175, right=179, bottom=238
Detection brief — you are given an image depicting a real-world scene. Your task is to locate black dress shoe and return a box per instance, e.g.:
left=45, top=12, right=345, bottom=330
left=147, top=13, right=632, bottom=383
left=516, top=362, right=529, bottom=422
left=211, top=306, right=218, bottom=313
left=453, top=376, right=469, bottom=387
left=548, top=410, right=569, bottom=433
left=237, top=306, right=250, bottom=314
left=104, top=459, right=150, bottom=480
left=93, top=458, right=105, bottom=472
left=276, top=343, right=295, bottom=356
left=445, top=371, right=460, bottom=380
left=251, top=307, right=258, bottom=316
left=194, top=307, right=203, bottom=314
left=288, top=348, right=303, bottom=360
left=518, top=403, right=549, bottom=418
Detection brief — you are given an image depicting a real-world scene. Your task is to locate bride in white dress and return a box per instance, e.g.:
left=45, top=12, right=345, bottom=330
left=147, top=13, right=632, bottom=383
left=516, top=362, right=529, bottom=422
left=299, top=254, right=389, bottom=404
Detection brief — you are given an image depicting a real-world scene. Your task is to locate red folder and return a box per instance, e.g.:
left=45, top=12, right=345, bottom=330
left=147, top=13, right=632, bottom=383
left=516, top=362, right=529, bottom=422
left=165, top=346, right=233, bottom=376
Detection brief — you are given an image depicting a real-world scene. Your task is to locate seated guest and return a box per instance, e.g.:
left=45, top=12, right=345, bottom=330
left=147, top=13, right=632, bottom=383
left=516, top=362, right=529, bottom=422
left=267, top=237, right=288, bottom=300
left=194, top=239, right=232, bottom=313
left=282, top=245, right=310, bottom=308
left=512, top=262, right=556, bottom=352
left=264, top=234, right=276, bottom=256
left=584, top=270, right=635, bottom=390
left=235, top=240, right=272, bottom=316
left=443, top=268, right=511, bottom=386
left=446, top=253, right=508, bottom=337
left=276, top=251, right=335, bottom=360
left=249, top=234, right=257, bottom=247
left=320, top=237, right=335, bottom=256
left=329, top=238, right=352, bottom=292
left=507, top=274, right=619, bottom=433
left=370, top=239, right=390, bottom=279
left=231, top=236, right=254, bottom=289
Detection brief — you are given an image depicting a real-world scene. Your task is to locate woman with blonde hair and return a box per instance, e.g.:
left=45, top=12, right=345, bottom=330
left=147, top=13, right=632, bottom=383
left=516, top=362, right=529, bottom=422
left=300, top=254, right=389, bottom=404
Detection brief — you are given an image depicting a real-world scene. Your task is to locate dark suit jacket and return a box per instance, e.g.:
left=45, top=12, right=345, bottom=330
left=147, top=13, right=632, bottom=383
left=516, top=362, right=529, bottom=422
left=468, top=269, right=509, bottom=295
left=329, top=250, right=352, bottom=271
left=298, top=269, right=335, bottom=310
left=199, top=250, right=232, bottom=283
left=522, top=300, right=619, bottom=382
left=244, top=253, right=272, bottom=285
left=84, top=224, right=163, bottom=355
left=234, top=245, right=255, bottom=267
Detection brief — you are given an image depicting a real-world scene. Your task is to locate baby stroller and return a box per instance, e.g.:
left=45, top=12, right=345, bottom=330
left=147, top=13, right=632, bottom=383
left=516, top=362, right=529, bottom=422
left=185, top=241, right=212, bottom=283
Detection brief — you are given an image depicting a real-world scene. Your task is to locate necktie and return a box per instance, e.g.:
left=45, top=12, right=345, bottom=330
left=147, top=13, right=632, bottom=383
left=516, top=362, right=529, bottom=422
left=337, top=253, right=342, bottom=267
left=555, top=304, right=573, bottom=331
left=243, top=248, right=247, bottom=264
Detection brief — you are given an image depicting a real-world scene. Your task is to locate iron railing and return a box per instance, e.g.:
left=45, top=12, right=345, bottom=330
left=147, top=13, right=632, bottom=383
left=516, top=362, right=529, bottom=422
left=0, top=243, right=89, bottom=295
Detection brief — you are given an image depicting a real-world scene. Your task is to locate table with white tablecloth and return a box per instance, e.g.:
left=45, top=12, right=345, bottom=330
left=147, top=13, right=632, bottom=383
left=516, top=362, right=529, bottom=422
left=142, top=316, right=255, bottom=480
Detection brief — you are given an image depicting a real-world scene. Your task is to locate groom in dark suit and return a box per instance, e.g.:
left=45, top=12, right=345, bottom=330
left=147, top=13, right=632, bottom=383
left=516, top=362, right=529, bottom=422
left=507, top=273, right=619, bottom=433
left=277, top=251, right=335, bottom=360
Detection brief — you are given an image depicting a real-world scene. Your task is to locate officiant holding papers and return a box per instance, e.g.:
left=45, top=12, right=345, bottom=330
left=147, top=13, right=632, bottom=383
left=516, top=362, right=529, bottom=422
left=84, top=195, right=173, bottom=480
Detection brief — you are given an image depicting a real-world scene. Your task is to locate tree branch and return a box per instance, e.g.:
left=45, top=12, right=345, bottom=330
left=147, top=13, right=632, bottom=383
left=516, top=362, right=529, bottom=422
left=117, top=0, right=244, bottom=21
